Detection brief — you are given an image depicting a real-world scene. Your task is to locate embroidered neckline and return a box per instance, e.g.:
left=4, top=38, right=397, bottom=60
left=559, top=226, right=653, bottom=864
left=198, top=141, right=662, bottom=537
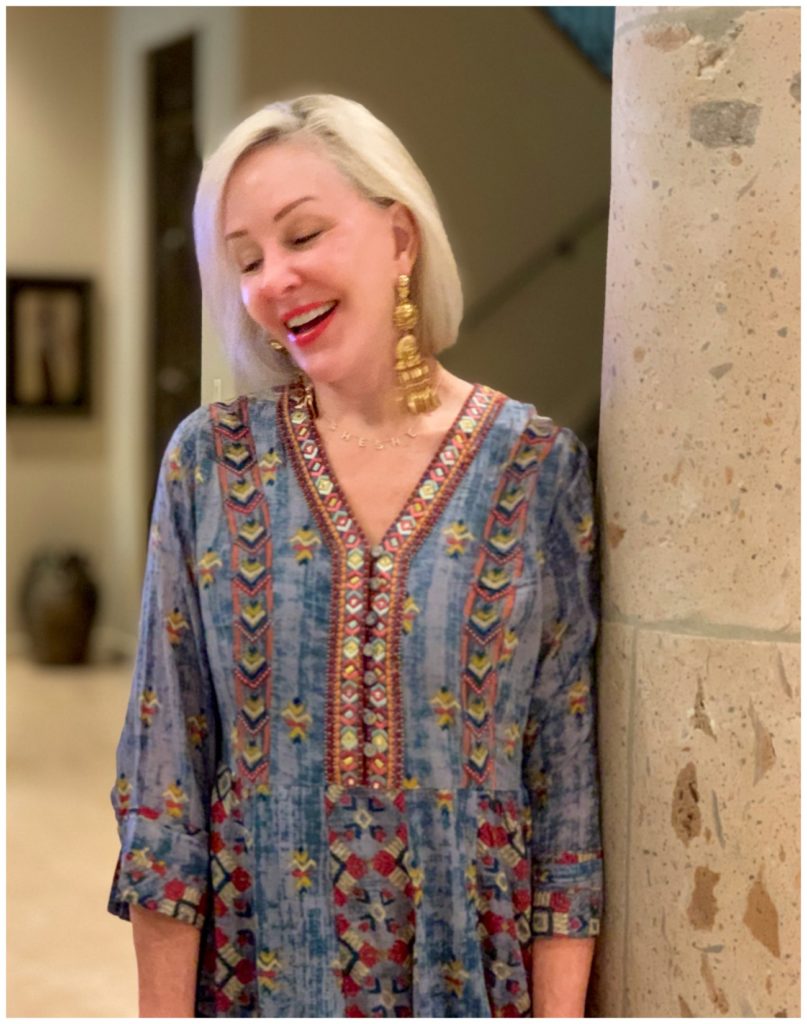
left=280, top=381, right=491, bottom=553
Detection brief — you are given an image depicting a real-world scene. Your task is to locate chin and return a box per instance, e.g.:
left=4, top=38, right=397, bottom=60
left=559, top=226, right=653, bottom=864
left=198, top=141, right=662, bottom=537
left=294, top=341, right=362, bottom=383
left=290, top=352, right=345, bottom=388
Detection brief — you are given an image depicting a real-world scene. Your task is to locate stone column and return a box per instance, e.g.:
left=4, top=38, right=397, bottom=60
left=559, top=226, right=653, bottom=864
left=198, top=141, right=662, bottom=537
left=591, top=8, right=799, bottom=1017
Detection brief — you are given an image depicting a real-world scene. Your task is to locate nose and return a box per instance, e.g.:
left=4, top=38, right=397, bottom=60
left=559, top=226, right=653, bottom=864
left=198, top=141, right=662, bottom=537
left=253, top=255, right=302, bottom=302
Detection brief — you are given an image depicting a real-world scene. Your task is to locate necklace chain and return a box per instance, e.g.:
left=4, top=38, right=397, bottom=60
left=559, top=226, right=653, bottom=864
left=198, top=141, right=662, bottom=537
left=322, top=418, right=418, bottom=450
left=297, top=377, right=440, bottom=452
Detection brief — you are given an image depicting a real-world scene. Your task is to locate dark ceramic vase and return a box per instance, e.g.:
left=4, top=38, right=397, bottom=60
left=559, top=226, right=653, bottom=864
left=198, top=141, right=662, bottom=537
left=21, top=552, right=99, bottom=664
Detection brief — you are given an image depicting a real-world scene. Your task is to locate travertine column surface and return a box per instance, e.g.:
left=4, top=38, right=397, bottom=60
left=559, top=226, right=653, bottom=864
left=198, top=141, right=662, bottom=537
left=591, top=7, right=799, bottom=1017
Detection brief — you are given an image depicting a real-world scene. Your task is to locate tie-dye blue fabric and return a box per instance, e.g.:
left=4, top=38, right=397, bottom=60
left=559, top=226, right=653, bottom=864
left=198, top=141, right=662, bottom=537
left=108, top=382, right=602, bottom=1017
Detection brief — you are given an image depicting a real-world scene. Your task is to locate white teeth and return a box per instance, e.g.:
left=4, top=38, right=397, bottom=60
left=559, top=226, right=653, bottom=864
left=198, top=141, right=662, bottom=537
left=285, top=301, right=336, bottom=330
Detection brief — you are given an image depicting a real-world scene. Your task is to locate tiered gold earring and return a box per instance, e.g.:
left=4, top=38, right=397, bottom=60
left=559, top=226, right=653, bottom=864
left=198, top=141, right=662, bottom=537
left=393, top=274, right=440, bottom=414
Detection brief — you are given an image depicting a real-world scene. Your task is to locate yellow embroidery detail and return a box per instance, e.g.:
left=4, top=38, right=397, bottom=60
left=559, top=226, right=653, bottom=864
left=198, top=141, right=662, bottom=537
left=291, top=526, right=321, bottom=563
left=546, top=619, right=568, bottom=658
left=239, top=648, right=266, bottom=675
left=115, top=774, right=132, bottom=814
left=503, top=722, right=520, bottom=758
left=257, top=949, right=282, bottom=992
left=242, top=738, right=265, bottom=770
left=500, top=628, right=519, bottom=665
left=240, top=601, right=267, bottom=630
left=443, top=959, right=470, bottom=997
left=577, top=514, right=595, bottom=553
left=282, top=698, right=312, bottom=743
left=238, top=520, right=265, bottom=545
left=466, top=694, right=489, bottom=727
left=436, top=790, right=454, bottom=814
left=163, top=780, right=187, bottom=819
left=430, top=687, right=461, bottom=729
left=166, top=446, right=183, bottom=481
left=291, top=848, right=316, bottom=891
left=186, top=714, right=208, bottom=748
left=465, top=863, right=480, bottom=906
left=402, top=594, right=421, bottom=635
left=217, top=411, right=242, bottom=431
left=443, top=520, right=475, bottom=558
left=468, top=651, right=493, bottom=681
left=259, top=449, right=283, bottom=486
left=469, top=743, right=489, bottom=772
left=405, top=856, right=424, bottom=906
left=243, top=693, right=267, bottom=724
left=165, top=609, right=189, bottom=645
left=238, top=557, right=265, bottom=585
left=197, top=549, right=223, bottom=588
left=527, top=768, right=549, bottom=807
left=128, top=846, right=166, bottom=874
left=230, top=478, right=256, bottom=504
left=569, top=679, right=589, bottom=716
left=139, top=687, right=160, bottom=726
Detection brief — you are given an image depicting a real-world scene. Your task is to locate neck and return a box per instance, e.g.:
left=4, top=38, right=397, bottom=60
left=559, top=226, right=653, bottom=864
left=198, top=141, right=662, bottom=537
left=309, top=359, right=442, bottom=430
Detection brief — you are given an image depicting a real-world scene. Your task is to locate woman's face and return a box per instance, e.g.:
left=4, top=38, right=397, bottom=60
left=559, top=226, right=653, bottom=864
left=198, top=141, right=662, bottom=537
left=222, top=139, right=417, bottom=387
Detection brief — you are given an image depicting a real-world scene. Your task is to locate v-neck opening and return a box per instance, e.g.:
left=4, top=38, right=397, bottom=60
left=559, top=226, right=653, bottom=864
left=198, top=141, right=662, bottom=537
left=280, top=381, right=503, bottom=557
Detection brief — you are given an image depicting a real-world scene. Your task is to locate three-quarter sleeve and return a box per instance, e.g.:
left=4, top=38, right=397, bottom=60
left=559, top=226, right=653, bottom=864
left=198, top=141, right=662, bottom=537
left=523, top=428, right=603, bottom=939
left=108, top=416, right=217, bottom=929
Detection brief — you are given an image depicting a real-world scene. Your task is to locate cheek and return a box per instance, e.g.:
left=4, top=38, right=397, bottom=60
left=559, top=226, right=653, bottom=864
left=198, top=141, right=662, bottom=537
left=240, top=281, right=268, bottom=326
left=240, top=280, right=255, bottom=311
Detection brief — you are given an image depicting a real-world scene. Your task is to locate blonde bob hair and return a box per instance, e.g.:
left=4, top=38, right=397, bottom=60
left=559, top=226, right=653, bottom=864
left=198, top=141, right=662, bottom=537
left=193, top=94, right=463, bottom=394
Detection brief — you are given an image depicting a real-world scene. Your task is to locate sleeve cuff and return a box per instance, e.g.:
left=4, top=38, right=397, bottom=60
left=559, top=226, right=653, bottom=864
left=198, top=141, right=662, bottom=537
left=107, top=814, right=209, bottom=929
left=531, top=850, right=603, bottom=938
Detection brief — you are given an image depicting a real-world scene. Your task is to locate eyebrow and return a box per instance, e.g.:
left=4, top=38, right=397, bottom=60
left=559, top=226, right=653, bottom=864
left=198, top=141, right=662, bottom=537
left=224, top=195, right=317, bottom=242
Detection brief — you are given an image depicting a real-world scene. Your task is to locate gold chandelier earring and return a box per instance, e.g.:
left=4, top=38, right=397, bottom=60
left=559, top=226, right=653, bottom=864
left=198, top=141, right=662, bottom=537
left=393, top=274, right=440, bottom=415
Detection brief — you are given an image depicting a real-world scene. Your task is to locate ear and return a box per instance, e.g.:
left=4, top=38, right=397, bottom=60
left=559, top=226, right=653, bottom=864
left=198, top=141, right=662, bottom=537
left=389, top=202, right=419, bottom=275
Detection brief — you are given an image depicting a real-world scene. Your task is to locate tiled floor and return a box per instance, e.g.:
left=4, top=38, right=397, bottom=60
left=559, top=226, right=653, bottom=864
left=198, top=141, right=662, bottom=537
left=7, top=657, right=140, bottom=1017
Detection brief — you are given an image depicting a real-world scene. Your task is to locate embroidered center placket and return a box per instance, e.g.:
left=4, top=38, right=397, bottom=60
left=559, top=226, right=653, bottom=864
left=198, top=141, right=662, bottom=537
left=280, top=381, right=507, bottom=794
left=359, top=543, right=395, bottom=790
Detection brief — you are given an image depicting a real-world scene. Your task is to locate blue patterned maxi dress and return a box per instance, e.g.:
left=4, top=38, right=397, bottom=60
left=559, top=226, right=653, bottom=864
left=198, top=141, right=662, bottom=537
left=108, top=381, right=603, bottom=1017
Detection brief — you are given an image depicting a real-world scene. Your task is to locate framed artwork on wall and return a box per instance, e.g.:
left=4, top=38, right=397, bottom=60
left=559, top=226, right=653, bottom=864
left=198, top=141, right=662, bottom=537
left=6, top=276, right=92, bottom=414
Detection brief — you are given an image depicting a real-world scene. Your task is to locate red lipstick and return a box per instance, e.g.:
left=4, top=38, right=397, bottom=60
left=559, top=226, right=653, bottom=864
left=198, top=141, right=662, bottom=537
left=284, top=301, right=338, bottom=348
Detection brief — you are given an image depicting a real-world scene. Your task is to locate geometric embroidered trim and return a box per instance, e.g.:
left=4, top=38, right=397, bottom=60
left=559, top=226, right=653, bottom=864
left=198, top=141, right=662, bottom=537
left=210, top=397, right=274, bottom=795
left=460, top=414, right=558, bottom=786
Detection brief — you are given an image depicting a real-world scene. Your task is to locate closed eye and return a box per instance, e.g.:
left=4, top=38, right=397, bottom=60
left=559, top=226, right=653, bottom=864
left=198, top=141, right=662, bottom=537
left=293, top=230, right=321, bottom=246
left=240, top=258, right=262, bottom=274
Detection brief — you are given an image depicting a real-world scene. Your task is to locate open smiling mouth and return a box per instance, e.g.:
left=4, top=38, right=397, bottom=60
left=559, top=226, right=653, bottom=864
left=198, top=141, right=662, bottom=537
left=284, top=301, right=338, bottom=345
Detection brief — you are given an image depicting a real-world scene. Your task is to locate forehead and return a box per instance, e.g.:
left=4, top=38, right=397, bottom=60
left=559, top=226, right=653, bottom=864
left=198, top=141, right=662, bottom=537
left=223, top=139, right=360, bottom=225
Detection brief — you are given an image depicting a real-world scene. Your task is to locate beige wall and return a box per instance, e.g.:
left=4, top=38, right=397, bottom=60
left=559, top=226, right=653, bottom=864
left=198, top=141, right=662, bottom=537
left=230, top=7, right=610, bottom=432
left=7, top=7, right=242, bottom=653
left=7, top=7, right=111, bottom=646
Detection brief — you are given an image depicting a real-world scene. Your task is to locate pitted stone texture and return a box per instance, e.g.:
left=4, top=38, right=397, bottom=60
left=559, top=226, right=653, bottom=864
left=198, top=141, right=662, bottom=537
left=624, top=631, right=799, bottom=1017
left=588, top=622, right=633, bottom=1017
left=600, top=7, right=800, bottom=629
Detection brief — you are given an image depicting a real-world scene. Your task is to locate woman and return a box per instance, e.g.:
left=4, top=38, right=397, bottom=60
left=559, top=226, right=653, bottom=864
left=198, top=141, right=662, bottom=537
left=109, top=94, right=602, bottom=1018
